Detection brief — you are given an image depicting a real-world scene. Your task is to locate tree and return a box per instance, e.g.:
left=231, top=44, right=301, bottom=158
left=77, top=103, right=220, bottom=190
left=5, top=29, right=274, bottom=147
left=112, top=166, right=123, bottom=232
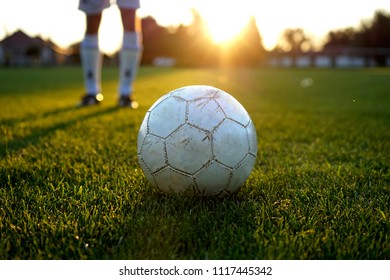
left=361, top=10, right=390, bottom=48
left=323, top=10, right=390, bottom=66
left=139, top=11, right=266, bottom=67
left=174, top=9, right=217, bottom=67
left=225, top=16, right=265, bottom=67
left=141, top=16, right=172, bottom=64
left=323, top=27, right=356, bottom=48
left=277, top=28, right=313, bottom=53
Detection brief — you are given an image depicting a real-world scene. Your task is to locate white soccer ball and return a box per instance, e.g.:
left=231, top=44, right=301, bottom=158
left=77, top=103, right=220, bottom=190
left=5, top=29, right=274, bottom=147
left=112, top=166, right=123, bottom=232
left=137, top=85, right=257, bottom=196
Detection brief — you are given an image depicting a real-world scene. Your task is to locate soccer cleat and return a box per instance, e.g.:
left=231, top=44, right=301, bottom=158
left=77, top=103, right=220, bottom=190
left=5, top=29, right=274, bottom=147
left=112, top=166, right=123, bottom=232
left=118, top=95, right=139, bottom=109
left=77, top=93, right=103, bottom=107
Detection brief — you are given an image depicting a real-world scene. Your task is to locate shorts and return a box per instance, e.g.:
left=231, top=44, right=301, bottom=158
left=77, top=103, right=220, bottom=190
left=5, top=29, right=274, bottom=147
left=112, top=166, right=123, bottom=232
left=79, top=0, right=140, bottom=15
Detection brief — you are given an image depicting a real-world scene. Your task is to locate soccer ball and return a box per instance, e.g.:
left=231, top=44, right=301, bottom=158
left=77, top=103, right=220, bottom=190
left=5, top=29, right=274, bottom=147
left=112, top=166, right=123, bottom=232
left=137, top=85, right=257, bottom=196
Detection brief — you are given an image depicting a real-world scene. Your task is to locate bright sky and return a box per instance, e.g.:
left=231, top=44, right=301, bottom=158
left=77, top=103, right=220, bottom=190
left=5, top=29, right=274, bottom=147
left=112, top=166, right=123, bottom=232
left=0, top=0, right=389, bottom=55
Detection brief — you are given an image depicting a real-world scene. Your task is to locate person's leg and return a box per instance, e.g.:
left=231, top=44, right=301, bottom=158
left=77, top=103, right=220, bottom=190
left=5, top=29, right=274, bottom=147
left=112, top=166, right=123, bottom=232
left=117, top=0, right=142, bottom=108
left=78, top=0, right=110, bottom=106
left=80, top=13, right=103, bottom=103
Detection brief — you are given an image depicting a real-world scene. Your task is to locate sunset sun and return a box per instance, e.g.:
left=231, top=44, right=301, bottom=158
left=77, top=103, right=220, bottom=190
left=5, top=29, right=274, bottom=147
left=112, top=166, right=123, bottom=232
left=206, top=17, right=248, bottom=44
left=196, top=1, right=253, bottom=44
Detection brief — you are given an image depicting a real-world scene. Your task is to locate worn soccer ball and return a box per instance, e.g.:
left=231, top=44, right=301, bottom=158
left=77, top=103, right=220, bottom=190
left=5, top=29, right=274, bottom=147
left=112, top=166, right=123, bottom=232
left=137, top=85, right=257, bottom=196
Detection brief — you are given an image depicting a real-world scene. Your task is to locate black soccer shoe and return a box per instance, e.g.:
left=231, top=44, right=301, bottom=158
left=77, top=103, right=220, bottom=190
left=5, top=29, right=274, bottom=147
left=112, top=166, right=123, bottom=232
left=118, top=95, right=139, bottom=109
left=77, top=93, right=103, bottom=107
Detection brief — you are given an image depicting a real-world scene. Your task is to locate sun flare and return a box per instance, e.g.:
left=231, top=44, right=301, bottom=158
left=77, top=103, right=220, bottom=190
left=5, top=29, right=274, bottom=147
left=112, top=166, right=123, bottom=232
left=206, top=17, right=248, bottom=44
left=196, top=1, right=253, bottom=44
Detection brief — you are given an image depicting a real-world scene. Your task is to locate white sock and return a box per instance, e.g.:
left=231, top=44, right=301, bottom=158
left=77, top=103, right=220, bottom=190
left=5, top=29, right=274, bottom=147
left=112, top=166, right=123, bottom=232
left=119, top=32, right=141, bottom=96
left=80, top=35, right=102, bottom=95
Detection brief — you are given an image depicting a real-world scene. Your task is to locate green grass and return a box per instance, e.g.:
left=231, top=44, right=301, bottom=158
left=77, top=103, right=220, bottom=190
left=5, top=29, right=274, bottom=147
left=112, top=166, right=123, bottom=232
left=0, top=66, right=389, bottom=260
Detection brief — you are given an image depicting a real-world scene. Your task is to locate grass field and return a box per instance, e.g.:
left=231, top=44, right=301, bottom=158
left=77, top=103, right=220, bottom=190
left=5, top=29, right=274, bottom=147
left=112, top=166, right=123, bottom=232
left=0, top=66, right=389, bottom=260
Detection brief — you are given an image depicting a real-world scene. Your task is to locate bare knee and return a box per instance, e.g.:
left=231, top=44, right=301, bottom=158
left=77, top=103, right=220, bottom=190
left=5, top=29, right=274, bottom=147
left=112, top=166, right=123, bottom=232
left=120, top=8, right=137, bottom=32
left=86, top=13, right=102, bottom=34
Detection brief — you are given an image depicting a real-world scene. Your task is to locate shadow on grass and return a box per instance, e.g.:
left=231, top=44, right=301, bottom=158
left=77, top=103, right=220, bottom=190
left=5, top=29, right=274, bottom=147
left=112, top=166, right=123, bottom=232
left=1, top=105, right=120, bottom=158
left=1, top=106, right=81, bottom=127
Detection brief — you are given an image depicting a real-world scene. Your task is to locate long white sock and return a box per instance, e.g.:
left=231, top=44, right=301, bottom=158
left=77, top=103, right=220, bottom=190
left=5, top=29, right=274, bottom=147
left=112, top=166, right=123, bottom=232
left=80, top=35, right=102, bottom=95
left=119, top=32, right=141, bottom=96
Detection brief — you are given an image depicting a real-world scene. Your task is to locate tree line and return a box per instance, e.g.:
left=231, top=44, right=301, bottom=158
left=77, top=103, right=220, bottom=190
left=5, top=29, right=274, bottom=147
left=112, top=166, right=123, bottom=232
left=324, top=10, right=390, bottom=49
left=68, top=10, right=390, bottom=67
left=140, top=10, right=265, bottom=67
left=140, top=9, right=390, bottom=67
